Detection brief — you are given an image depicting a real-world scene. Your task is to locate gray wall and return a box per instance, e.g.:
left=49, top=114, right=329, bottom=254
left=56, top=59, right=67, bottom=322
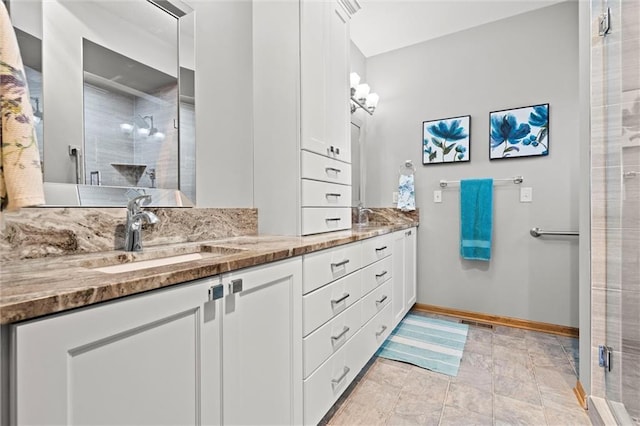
left=193, top=1, right=254, bottom=208
left=363, top=2, right=580, bottom=327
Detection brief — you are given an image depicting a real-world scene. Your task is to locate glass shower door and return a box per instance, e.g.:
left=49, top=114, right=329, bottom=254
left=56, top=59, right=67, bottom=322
left=597, top=0, right=640, bottom=422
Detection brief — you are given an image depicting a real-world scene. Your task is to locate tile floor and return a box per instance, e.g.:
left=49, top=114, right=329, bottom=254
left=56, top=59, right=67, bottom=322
left=322, top=312, right=591, bottom=425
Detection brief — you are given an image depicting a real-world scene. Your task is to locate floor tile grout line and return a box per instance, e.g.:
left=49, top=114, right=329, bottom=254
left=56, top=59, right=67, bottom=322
left=437, top=380, right=451, bottom=426
left=491, top=327, right=496, bottom=425
left=529, top=347, right=552, bottom=426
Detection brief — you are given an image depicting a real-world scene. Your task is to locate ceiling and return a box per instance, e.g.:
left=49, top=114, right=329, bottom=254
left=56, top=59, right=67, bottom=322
left=350, top=0, right=566, bottom=58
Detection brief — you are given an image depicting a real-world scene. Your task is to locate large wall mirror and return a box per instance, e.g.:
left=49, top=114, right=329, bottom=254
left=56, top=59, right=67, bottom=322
left=6, top=0, right=195, bottom=206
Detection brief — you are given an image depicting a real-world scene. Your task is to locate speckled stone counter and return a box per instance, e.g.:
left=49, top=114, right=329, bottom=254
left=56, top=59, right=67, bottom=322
left=1, top=211, right=418, bottom=324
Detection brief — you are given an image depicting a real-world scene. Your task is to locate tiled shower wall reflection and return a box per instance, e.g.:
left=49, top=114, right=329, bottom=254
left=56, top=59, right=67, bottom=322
left=590, top=0, right=640, bottom=421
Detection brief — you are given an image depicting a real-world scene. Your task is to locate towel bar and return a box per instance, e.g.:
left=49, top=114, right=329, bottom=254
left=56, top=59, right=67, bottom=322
left=530, top=227, right=579, bottom=238
left=440, top=176, right=523, bottom=188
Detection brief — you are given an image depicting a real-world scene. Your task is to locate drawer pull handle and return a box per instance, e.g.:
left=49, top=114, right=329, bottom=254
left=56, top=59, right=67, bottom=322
left=376, top=295, right=388, bottom=304
left=331, top=259, right=350, bottom=268
left=326, top=217, right=342, bottom=222
left=331, top=293, right=350, bottom=305
left=325, top=167, right=342, bottom=174
left=331, top=366, right=350, bottom=385
left=375, top=271, right=388, bottom=279
left=229, top=279, right=243, bottom=294
left=325, top=193, right=342, bottom=198
left=331, top=326, right=350, bottom=341
left=375, top=246, right=388, bottom=252
left=208, top=284, right=224, bottom=301
left=376, top=325, right=388, bottom=336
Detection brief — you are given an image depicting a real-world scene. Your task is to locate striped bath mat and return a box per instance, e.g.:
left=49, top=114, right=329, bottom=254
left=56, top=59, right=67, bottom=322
left=376, top=314, right=469, bottom=376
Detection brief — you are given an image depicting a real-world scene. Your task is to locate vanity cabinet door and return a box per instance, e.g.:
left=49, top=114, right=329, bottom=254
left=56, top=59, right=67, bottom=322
left=221, top=257, right=303, bottom=426
left=301, top=0, right=350, bottom=163
left=404, top=228, right=417, bottom=314
left=392, top=227, right=418, bottom=326
left=12, top=277, right=222, bottom=426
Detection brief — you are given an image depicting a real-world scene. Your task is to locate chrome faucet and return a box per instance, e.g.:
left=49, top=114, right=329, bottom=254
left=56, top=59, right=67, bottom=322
left=124, top=195, right=160, bottom=252
left=357, top=204, right=373, bottom=225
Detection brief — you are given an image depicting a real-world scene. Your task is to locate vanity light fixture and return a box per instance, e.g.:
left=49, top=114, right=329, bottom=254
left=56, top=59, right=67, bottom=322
left=349, top=72, right=379, bottom=115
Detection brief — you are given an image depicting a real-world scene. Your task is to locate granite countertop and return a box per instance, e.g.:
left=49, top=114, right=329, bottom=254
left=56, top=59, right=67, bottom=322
left=0, top=223, right=417, bottom=325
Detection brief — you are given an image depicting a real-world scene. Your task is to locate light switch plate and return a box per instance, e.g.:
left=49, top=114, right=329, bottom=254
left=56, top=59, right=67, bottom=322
left=433, top=190, right=442, bottom=203
left=392, top=192, right=399, bottom=203
left=520, top=187, right=533, bottom=203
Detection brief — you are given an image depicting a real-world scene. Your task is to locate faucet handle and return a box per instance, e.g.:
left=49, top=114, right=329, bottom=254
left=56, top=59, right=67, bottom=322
left=127, top=194, right=152, bottom=213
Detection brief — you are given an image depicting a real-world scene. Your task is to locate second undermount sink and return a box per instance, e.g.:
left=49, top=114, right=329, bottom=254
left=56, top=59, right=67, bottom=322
left=81, top=244, right=247, bottom=274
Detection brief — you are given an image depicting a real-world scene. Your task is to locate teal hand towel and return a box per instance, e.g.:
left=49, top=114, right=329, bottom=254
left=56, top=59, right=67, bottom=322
left=460, top=178, right=493, bottom=261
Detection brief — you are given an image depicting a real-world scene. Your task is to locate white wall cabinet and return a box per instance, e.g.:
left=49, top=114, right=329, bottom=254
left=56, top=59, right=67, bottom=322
left=11, top=258, right=303, bottom=426
left=392, top=227, right=418, bottom=327
left=300, top=0, right=350, bottom=163
left=254, top=0, right=356, bottom=236
left=12, top=277, right=222, bottom=426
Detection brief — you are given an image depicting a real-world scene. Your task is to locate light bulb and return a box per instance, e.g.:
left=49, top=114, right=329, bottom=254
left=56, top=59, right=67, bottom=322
left=350, top=72, right=361, bottom=90
left=354, top=83, right=370, bottom=102
left=366, top=93, right=379, bottom=111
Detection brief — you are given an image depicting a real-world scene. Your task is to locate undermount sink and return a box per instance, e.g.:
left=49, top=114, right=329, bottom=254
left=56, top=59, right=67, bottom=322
left=81, top=244, right=247, bottom=274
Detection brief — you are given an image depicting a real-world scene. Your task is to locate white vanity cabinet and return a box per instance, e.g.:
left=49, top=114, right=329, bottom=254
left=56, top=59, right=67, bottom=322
left=11, top=276, right=223, bottom=426
left=11, top=257, right=303, bottom=426
left=302, top=234, right=394, bottom=425
left=392, top=227, right=418, bottom=327
left=220, top=258, right=303, bottom=426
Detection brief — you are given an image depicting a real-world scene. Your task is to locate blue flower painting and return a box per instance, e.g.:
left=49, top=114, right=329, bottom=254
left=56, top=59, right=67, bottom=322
left=422, top=115, right=471, bottom=165
left=489, top=104, right=549, bottom=159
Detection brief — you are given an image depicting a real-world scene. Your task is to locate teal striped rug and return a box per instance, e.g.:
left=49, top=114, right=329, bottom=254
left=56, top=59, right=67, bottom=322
left=376, top=314, right=469, bottom=376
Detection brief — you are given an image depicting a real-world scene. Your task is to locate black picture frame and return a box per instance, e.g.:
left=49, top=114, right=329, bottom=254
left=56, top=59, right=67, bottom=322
left=489, top=103, right=549, bottom=160
left=422, top=115, right=471, bottom=165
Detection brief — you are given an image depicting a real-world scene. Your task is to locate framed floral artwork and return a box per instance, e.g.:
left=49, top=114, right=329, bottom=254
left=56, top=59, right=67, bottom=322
left=489, top=103, right=549, bottom=160
left=422, top=115, right=471, bottom=165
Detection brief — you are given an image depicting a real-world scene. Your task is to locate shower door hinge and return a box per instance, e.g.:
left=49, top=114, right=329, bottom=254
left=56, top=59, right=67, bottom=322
left=598, top=345, right=612, bottom=371
left=599, top=7, right=611, bottom=36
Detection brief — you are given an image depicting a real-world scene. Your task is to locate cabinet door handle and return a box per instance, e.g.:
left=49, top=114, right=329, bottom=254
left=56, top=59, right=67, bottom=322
left=208, top=284, right=224, bottom=301
left=229, top=278, right=243, bottom=294
left=331, top=259, right=350, bottom=268
left=375, top=325, right=388, bottom=336
left=406, top=230, right=412, bottom=236
left=331, top=293, right=350, bottom=305
left=375, top=271, right=388, bottom=279
left=325, top=167, right=342, bottom=174
left=331, top=366, right=350, bottom=385
left=376, top=295, right=388, bottom=305
left=331, top=326, right=350, bottom=341
left=375, top=246, right=388, bottom=252
left=325, top=193, right=342, bottom=198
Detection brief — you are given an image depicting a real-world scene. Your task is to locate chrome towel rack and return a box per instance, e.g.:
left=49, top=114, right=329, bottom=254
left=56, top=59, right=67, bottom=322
left=530, top=227, right=579, bottom=238
left=440, top=176, right=523, bottom=188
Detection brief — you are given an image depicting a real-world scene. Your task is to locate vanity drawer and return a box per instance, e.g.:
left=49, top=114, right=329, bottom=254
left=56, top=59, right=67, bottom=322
left=303, top=242, right=362, bottom=294
left=301, top=207, right=352, bottom=236
left=303, top=329, right=362, bottom=426
left=361, top=234, right=393, bottom=267
left=360, top=279, right=392, bottom=326
left=303, top=301, right=361, bottom=378
left=360, top=256, right=393, bottom=295
left=301, top=150, right=351, bottom=185
left=301, top=179, right=351, bottom=207
left=355, top=303, right=394, bottom=369
left=303, top=270, right=362, bottom=336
